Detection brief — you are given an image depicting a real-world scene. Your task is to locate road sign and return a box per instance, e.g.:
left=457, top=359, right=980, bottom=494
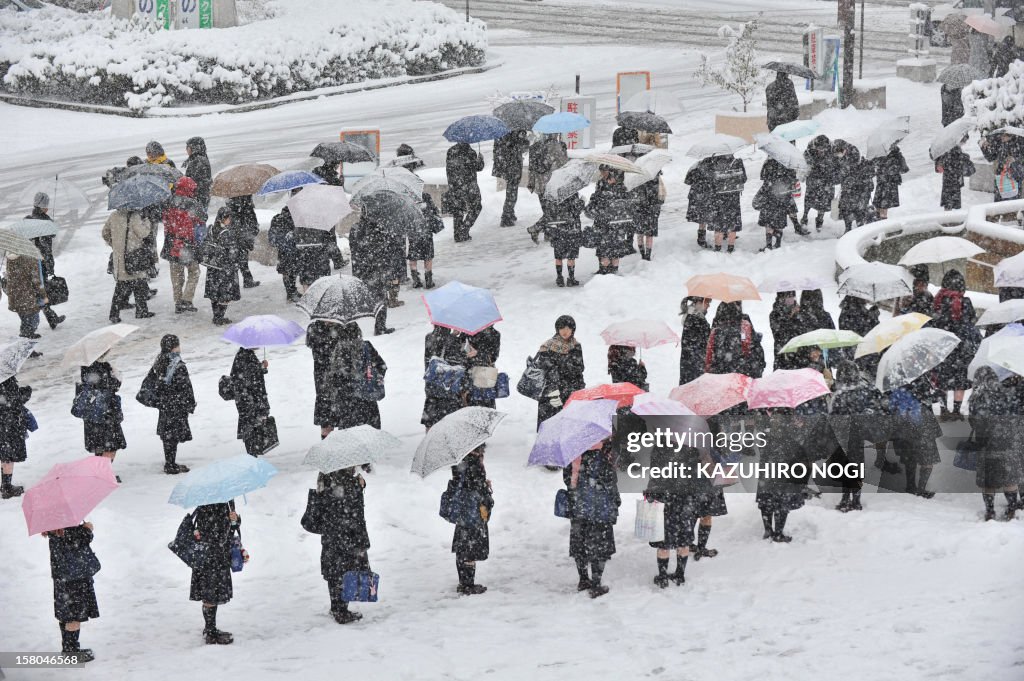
left=616, top=71, right=650, bottom=115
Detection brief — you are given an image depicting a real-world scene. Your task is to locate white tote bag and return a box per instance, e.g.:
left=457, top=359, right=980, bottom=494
left=634, top=498, right=665, bottom=543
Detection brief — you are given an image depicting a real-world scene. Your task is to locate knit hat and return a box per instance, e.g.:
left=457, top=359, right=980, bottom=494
left=555, top=315, right=576, bottom=333
left=941, top=269, right=965, bottom=292
left=146, top=141, right=165, bottom=158
left=33, top=192, right=49, bottom=209
left=160, top=334, right=180, bottom=354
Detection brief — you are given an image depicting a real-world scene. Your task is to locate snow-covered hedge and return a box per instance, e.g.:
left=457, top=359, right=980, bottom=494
left=0, top=0, right=486, bottom=111
left=963, top=60, right=1024, bottom=134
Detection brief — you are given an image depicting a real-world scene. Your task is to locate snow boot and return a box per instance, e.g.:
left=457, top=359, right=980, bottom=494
left=566, top=267, right=579, bottom=287
left=456, top=562, right=487, bottom=595
left=556, top=274, right=565, bottom=287
left=1, top=484, right=24, bottom=499
left=654, top=557, right=670, bottom=588
left=575, top=558, right=591, bottom=592
left=849, top=491, right=863, bottom=511
left=60, top=626, right=94, bottom=663
left=696, top=227, right=708, bottom=249
left=713, top=245, right=722, bottom=252
left=386, top=287, right=405, bottom=308
left=424, top=271, right=435, bottom=289
left=761, top=511, right=774, bottom=539
left=836, top=491, right=852, bottom=512
left=815, top=215, right=824, bottom=232
left=671, top=556, right=688, bottom=586
left=772, top=511, right=792, bottom=543
left=410, top=270, right=423, bottom=289
left=983, top=494, right=997, bottom=521
left=588, top=561, right=609, bottom=598
left=695, top=524, right=718, bottom=559
left=204, top=629, right=234, bottom=645
left=726, top=245, right=735, bottom=254
left=1005, top=492, right=1019, bottom=520
left=332, top=602, right=363, bottom=624
left=916, top=466, right=935, bottom=499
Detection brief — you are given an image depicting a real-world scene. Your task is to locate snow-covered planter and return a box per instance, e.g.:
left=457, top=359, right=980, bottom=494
left=0, top=0, right=486, bottom=111
left=963, top=60, right=1024, bottom=134
left=714, top=110, right=768, bottom=143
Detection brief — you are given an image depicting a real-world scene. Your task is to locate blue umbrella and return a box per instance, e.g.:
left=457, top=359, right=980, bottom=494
left=533, top=112, right=591, bottom=134
left=221, top=314, right=305, bottom=349
left=422, top=281, right=501, bottom=335
left=527, top=399, right=618, bottom=468
left=257, top=170, right=325, bottom=196
left=443, top=115, right=510, bottom=143
left=168, top=454, right=278, bottom=508
left=771, top=119, right=820, bottom=141
left=107, top=174, right=172, bottom=210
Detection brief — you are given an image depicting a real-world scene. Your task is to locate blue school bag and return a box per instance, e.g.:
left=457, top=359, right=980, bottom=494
left=341, top=570, right=379, bottom=602
left=424, top=356, right=466, bottom=397
left=573, top=457, right=618, bottom=524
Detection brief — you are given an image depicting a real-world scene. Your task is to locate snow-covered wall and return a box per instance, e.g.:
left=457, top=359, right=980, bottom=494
left=0, top=0, right=487, bottom=111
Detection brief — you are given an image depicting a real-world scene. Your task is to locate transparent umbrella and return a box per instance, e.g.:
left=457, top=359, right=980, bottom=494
left=875, top=328, right=960, bottom=392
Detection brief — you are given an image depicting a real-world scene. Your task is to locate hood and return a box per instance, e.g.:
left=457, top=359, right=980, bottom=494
left=174, top=176, right=197, bottom=197
left=186, top=136, right=207, bottom=156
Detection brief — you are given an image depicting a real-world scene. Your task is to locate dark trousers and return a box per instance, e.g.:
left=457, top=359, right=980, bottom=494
left=282, top=274, right=297, bottom=300
left=451, top=193, right=482, bottom=242
left=501, top=176, right=520, bottom=224
left=18, top=312, right=39, bottom=337
left=239, top=257, right=255, bottom=286
left=42, top=304, right=61, bottom=328
left=110, top=280, right=148, bottom=319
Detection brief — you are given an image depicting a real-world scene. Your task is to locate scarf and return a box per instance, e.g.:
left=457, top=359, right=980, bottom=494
left=163, top=352, right=182, bottom=385
left=539, top=334, right=579, bottom=355
left=148, top=155, right=168, bottom=165
left=933, top=288, right=963, bottom=321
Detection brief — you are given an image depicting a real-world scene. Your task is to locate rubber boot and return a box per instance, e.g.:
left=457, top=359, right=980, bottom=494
left=424, top=271, right=435, bottom=289
left=410, top=270, right=423, bottom=289
left=654, top=557, right=670, bottom=588
left=672, top=555, right=687, bottom=585
left=983, top=493, right=997, bottom=521
left=588, top=561, right=609, bottom=598
left=575, top=557, right=591, bottom=592
left=761, top=511, right=773, bottom=539
left=772, top=511, right=792, bottom=543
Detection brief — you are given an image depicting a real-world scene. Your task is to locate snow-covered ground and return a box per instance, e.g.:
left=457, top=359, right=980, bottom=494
left=0, top=5, right=1022, bottom=680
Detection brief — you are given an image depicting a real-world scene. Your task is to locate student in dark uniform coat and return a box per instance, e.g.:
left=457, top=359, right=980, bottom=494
left=191, top=501, right=241, bottom=644
left=448, top=446, right=493, bottom=595
left=679, top=296, right=711, bottom=386
left=45, top=522, right=101, bottom=662
left=0, top=375, right=32, bottom=499
left=564, top=442, right=620, bottom=598
left=229, top=348, right=271, bottom=456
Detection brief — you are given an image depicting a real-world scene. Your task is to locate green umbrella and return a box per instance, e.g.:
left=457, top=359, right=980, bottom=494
left=781, top=329, right=863, bottom=353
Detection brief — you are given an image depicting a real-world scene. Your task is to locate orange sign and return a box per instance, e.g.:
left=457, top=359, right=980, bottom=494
left=616, top=71, right=651, bottom=115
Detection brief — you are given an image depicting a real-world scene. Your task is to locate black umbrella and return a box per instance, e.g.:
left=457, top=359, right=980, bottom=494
left=297, top=275, right=383, bottom=324
left=762, top=61, right=818, bottom=80
left=310, top=141, right=377, bottom=164
left=616, top=111, right=672, bottom=134
left=493, top=100, right=555, bottom=131
left=359, top=190, right=426, bottom=236
left=123, top=163, right=183, bottom=183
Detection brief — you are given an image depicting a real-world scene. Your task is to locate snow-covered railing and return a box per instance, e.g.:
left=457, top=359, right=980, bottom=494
left=964, top=199, right=1024, bottom=242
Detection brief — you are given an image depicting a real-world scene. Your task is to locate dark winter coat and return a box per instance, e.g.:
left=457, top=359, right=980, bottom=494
left=931, top=287, right=980, bottom=391
left=47, top=524, right=100, bottom=623
left=770, top=304, right=812, bottom=370
left=872, top=146, right=909, bottom=210
left=350, top=217, right=404, bottom=287
left=202, top=219, right=242, bottom=303
left=991, top=37, right=1018, bottom=78
left=5, top=254, right=44, bottom=315
left=837, top=298, right=880, bottom=372
left=631, top=173, right=664, bottom=237
left=707, top=156, right=746, bottom=232
left=705, top=312, right=765, bottom=378
left=981, top=134, right=1024, bottom=202
left=940, top=85, right=965, bottom=128
left=765, top=74, right=799, bottom=131
left=837, top=147, right=875, bottom=220
left=585, top=179, right=634, bottom=259
left=445, top=143, right=484, bottom=204
left=755, top=159, right=797, bottom=230
left=679, top=311, right=710, bottom=386
left=294, top=227, right=336, bottom=286
left=492, top=131, right=530, bottom=183
left=936, top=146, right=976, bottom=210
left=78, top=361, right=125, bottom=454
left=183, top=137, right=212, bottom=210
left=609, top=354, right=647, bottom=390
left=0, top=377, right=31, bottom=463
left=422, top=327, right=466, bottom=429
left=969, top=376, right=1023, bottom=490
left=26, top=208, right=55, bottom=279
left=148, top=353, right=195, bottom=444
left=312, top=474, right=371, bottom=582
left=229, top=349, right=270, bottom=440
left=528, top=137, right=568, bottom=197
left=644, top=445, right=702, bottom=549
left=306, top=320, right=342, bottom=425
left=895, top=289, right=935, bottom=316
left=542, top=194, right=584, bottom=261
left=189, top=503, right=238, bottom=604
left=315, top=337, right=385, bottom=430
left=684, top=158, right=715, bottom=223
left=889, top=381, right=941, bottom=466
left=268, top=206, right=299, bottom=275
left=564, top=448, right=620, bottom=561
left=756, top=414, right=809, bottom=512
left=449, top=455, right=493, bottom=561
left=828, top=381, right=889, bottom=468
left=464, top=326, right=501, bottom=409
left=803, top=138, right=838, bottom=212
left=536, top=335, right=585, bottom=427
left=312, top=163, right=344, bottom=188
left=226, top=196, right=259, bottom=249
left=407, top=192, right=442, bottom=262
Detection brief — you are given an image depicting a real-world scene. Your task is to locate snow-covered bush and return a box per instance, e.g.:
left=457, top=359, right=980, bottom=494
left=963, top=60, right=1024, bottom=134
left=0, top=0, right=486, bottom=111
left=694, top=20, right=766, bottom=113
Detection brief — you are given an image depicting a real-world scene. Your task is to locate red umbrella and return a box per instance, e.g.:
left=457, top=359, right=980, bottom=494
left=669, top=373, right=752, bottom=415
left=747, top=368, right=830, bottom=409
left=564, top=383, right=646, bottom=409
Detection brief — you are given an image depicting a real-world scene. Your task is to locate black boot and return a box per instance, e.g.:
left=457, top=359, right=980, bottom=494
left=588, top=561, right=609, bottom=598
left=983, top=493, right=997, bottom=521
left=456, top=560, right=486, bottom=595
left=761, top=511, right=774, bottom=539
left=566, top=266, right=579, bottom=287
left=849, top=490, right=863, bottom=511
left=815, top=215, right=824, bottom=232
left=163, top=442, right=188, bottom=475
left=654, top=557, right=670, bottom=588
left=1004, top=492, right=1018, bottom=520
left=916, top=466, right=935, bottom=499
left=373, top=309, right=394, bottom=336
left=793, top=215, right=810, bottom=235
left=1, top=473, right=23, bottom=499
left=332, top=601, right=363, bottom=624
left=410, top=270, right=423, bottom=289
left=836, top=490, right=852, bottom=512
left=760, top=233, right=774, bottom=252
left=202, top=605, right=233, bottom=644
left=555, top=264, right=564, bottom=288
left=44, top=306, right=65, bottom=330
left=695, top=524, right=717, bottom=559
left=60, top=625, right=94, bottom=663
left=772, top=511, right=792, bottom=542
left=905, top=461, right=918, bottom=495
left=424, top=271, right=435, bottom=289
left=575, top=557, right=591, bottom=592
left=773, top=230, right=783, bottom=249
left=672, top=555, right=687, bottom=586
left=696, top=228, right=708, bottom=249
left=726, top=244, right=735, bottom=254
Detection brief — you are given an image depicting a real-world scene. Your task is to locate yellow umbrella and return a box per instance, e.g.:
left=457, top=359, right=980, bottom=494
left=854, top=313, right=931, bottom=358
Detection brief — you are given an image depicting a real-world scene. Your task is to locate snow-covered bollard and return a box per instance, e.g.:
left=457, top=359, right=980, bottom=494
left=897, top=57, right=937, bottom=84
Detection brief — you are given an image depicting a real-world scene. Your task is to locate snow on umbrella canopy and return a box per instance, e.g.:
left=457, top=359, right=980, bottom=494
left=624, top=149, right=673, bottom=191
left=22, top=456, right=119, bottom=536
left=584, top=153, right=644, bottom=174
left=304, top=425, right=403, bottom=473
left=221, top=314, right=306, bottom=349
left=929, top=117, right=975, bottom=160
left=168, top=454, right=278, bottom=508
left=754, top=133, right=810, bottom=176
left=493, top=100, right=555, bottom=131
left=780, top=329, right=863, bottom=353
left=968, top=323, right=1024, bottom=381
left=422, top=281, right=502, bottom=335
left=257, top=170, right=325, bottom=196
left=746, top=368, right=831, bottom=410
left=937, top=63, right=987, bottom=89
left=564, top=382, right=646, bottom=409
left=357, top=190, right=426, bottom=236
left=285, top=185, right=352, bottom=231
left=533, top=112, right=591, bottom=134
left=411, top=407, right=507, bottom=478
left=865, top=118, right=911, bottom=160
left=854, top=312, right=932, bottom=358
left=0, top=338, right=39, bottom=383
left=771, top=119, right=820, bottom=142
left=107, top=174, right=172, bottom=210
left=60, top=322, right=138, bottom=370
left=545, top=160, right=599, bottom=203
left=310, top=141, right=377, bottom=164
left=123, top=162, right=183, bottom=184
left=875, top=328, right=961, bottom=392
left=669, top=373, right=752, bottom=415
left=762, top=61, right=818, bottom=80
left=443, top=115, right=510, bottom=143
left=686, top=134, right=746, bottom=159
left=297, top=275, right=383, bottom=325
left=757, top=274, right=832, bottom=293
left=984, top=335, right=1024, bottom=378
left=0, top=231, right=42, bottom=259
left=5, top=218, right=59, bottom=240
left=527, top=399, right=618, bottom=468
left=898, top=236, right=984, bottom=266
left=978, top=298, right=1024, bottom=326
left=211, top=163, right=280, bottom=198
left=600, top=319, right=679, bottom=349
left=992, top=251, right=1024, bottom=287
left=616, top=110, right=672, bottom=134
left=837, top=262, right=913, bottom=303
left=685, top=272, right=761, bottom=302
left=351, top=167, right=425, bottom=201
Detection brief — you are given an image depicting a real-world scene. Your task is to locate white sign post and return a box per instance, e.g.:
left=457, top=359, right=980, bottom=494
left=560, top=96, right=596, bottom=150
left=803, top=26, right=824, bottom=90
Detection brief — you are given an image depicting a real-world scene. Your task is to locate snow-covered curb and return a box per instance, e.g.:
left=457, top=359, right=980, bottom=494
left=0, top=0, right=487, bottom=112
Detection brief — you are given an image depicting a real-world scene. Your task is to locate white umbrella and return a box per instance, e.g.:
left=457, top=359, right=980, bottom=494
left=4, top=218, right=59, bottom=240
left=837, top=262, right=913, bottom=302
left=583, top=153, right=644, bottom=174
left=986, top=335, right=1024, bottom=378
left=60, top=323, right=139, bottom=370
left=968, top=323, right=1024, bottom=380
left=0, top=232, right=42, bottom=259
left=0, top=338, right=39, bottom=383
left=686, top=134, right=746, bottom=159
left=17, top=175, right=91, bottom=218
left=285, top=185, right=352, bottom=231
left=875, top=328, right=961, bottom=392
left=993, top=252, right=1024, bottom=288
left=754, top=133, right=809, bottom=176
left=865, top=118, right=911, bottom=160
left=757, top=274, right=833, bottom=293
left=898, top=237, right=984, bottom=266
left=303, top=425, right=403, bottom=473
left=545, top=160, right=599, bottom=203
left=624, top=149, right=672, bottom=190
left=411, top=407, right=507, bottom=478
left=929, top=117, right=975, bottom=160
left=977, top=298, right=1024, bottom=326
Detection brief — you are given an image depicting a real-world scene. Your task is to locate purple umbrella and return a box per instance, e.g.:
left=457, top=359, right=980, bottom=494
left=222, top=315, right=306, bottom=349
left=527, top=399, right=618, bottom=468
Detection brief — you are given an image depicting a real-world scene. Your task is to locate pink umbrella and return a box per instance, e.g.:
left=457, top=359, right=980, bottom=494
left=631, top=392, right=696, bottom=416
left=22, top=457, right=118, bottom=536
left=747, top=368, right=830, bottom=410
left=600, top=319, right=679, bottom=350
left=669, top=373, right=752, bottom=415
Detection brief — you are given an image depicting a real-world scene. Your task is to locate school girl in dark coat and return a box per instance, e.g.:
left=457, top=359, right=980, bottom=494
left=755, top=159, right=799, bottom=251
left=889, top=377, right=941, bottom=497
left=835, top=141, right=874, bottom=232
left=191, top=501, right=241, bottom=644
left=422, top=325, right=466, bottom=429
left=77, top=359, right=126, bottom=468
left=306, top=320, right=342, bottom=432
left=644, top=443, right=700, bottom=588
left=708, top=155, right=747, bottom=253
left=837, top=296, right=880, bottom=374
left=449, top=446, right=493, bottom=594
left=229, top=348, right=271, bottom=456
left=799, top=289, right=835, bottom=331
left=536, top=315, right=585, bottom=428
left=756, top=409, right=809, bottom=542
left=827, top=361, right=887, bottom=511
left=305, top=469, right=371, bottom=623
left=585, top=168, right=634, bottom=275
left=295, top=226, right=338, bottom=288
left=871, top=144, right=909, bottom=219
left=607, top=345, right=647, bottom=390
left=632, top=172, right=664, bottom=260
left=564, top=441, right=620, bottom=598
left=770, top=292, right=809, bottom=370
left=463, top=326, right=501, bottom=409
left=894, top=267, right=935, bottom=316
left=146, top=334, right=194, bottom=474
left=45, top=522, right=100, bottom=662
left=970, top=367, right=1021, bottom=521
left=930, top=269, right=979, bottom=419
left=935, top=141, right=975, bottom=210
left=315, top=322, right=385, bottom=435
left=685, top=157, right=715, bottom=248
left=0, top=375, right=31, bottom=499
left=801, top=135, right=837, bottom=231
left=704, top=302, right=766, bottom=378
left=202, top=207, right=242, bottom=326
left=980, top=132, right=1024, bottom=202
left=268, top=204, right=300, bottom=302
left=225, top=195, right=260, bottom=289
left=540, top=193, right=584, bottom=287
left=679, top=296, right=711, bottom=386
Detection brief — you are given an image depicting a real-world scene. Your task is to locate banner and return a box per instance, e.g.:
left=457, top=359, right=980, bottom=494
left=803, top=27, right=824, bottom=90
left=561, top=96, right=596, bottom=150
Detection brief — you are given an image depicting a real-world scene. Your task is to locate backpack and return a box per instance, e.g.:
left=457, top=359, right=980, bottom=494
left=997, top=165, right=1020, bottom=199
left=71, top=385, right=112, bottom=424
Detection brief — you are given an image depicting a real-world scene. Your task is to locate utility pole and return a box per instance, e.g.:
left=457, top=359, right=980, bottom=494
left=859, top=0, right=865, bottom=79
left=466, top=0, right=469, bottom=22
left=839, top=0, right=855, bottom=108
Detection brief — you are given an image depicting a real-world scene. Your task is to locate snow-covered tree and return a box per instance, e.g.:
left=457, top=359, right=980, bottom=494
left=694, top=20, right=766, bottom=113
left=963, top=60, right=1024, bottom=134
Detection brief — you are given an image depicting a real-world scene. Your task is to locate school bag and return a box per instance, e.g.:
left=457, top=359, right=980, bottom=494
left=424, top=356, right=466, bottom=397
left=352, top=342, right=385, bottom=402
left=341, top=571, right=380, bottom=602
left=516, top=355, right=547, bottom=400
left=712, top=162, right=745, bottom=195
left=997, top=166, right=1020, bottom=200
left=574, top=457, right=618, bottom=524
left=168, top=511, right=209, bottom=569
left=71, top=385, right=114, bottom=424
left=136, top=371, right=164, bottom=409
left=439, top=477, right=486, bottom=527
